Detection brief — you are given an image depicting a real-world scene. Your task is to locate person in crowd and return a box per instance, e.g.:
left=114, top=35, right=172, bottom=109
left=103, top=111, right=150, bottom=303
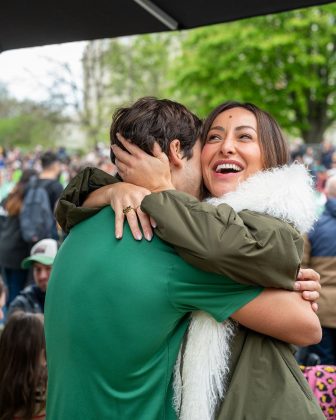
left=0, top=277, right=6, bottom=323
left=321, top=141, right=335, bottom=170
left=46, top=97, right=322, bottom=420
left=8, top=239, right=57, bottom=317
left=302, top=174, right=336, bottom=365
left=0, top=169, right=37, bottom=305
left=37, top=151, right=64, bottom=239
left=0, top=312, right=47, bottom=420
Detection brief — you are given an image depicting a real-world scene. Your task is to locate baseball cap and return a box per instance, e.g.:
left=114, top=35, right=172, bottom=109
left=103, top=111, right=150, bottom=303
left=21, top=239, right=58, bottom=269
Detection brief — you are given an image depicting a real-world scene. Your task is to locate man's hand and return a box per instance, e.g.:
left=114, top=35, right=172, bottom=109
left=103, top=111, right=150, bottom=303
left=295, top=268, right=321, bottom=312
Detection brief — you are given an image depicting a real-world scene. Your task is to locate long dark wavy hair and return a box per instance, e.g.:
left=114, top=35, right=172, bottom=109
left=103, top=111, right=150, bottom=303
left=0, top=312, right=47, bottom=420
left=5, top=169, right=37, bottom=217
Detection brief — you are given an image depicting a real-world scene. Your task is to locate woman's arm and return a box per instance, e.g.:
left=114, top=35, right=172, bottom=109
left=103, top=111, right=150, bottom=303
left=55, top=167, right=119, bottom=233
left=232, top=288, right=322, bottom=346
left=141, top=190, right=302, bottom=290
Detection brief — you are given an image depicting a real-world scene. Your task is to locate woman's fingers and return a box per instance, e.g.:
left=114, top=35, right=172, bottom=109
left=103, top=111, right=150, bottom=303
left=294, top=280, right=322, bottom=292
left=136, top=208, right=153, bottom=241
left=114, top=204, right=125, bottom=239
left=297, top=268, right=320, bottom=282
left=302, top=291, right=320, bottom=301
left=126, top=209, right=143, bottom=241
left=115, top=159, right=128, bottom=179
left=112, top=144, right=134, bottom=167
left=116, top=133, right=144, bottom=157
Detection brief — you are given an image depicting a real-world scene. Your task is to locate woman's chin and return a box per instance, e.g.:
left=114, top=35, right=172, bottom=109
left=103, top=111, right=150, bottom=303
left=211, top=185, right=236, bottom=197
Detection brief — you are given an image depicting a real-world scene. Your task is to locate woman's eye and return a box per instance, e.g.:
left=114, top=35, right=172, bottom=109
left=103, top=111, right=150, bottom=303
left=239, top=134, right=253, bottom=141
left=207, top=134, right=221, bottom=142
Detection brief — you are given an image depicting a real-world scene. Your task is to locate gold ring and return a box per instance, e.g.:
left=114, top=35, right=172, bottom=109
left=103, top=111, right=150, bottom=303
left=123, top=205, right=134, bottom=215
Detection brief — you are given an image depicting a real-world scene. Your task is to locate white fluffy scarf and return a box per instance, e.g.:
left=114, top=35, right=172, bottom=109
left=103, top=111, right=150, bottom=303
left=173, top=163, right=317, bottom=420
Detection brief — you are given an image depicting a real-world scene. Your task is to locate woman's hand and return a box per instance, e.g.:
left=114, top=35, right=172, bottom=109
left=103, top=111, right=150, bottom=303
left=111, top=133, right=175, bottom=192
left=104, top=183, right=155, bottom=241
left=295, top=268, right=321, bottom=312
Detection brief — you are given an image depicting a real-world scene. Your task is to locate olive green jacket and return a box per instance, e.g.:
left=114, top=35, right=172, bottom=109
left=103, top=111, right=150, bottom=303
left=56, top=167, right=324, bottom=420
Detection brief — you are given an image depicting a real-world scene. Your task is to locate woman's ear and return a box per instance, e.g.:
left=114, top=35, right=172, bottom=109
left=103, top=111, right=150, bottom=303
left=168, top=139, right=183, bottom=168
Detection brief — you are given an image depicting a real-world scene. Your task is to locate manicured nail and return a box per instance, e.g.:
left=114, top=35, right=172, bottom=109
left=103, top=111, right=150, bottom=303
left=136, top=234, right=142, bottom=241
left=145, top=233, right=153, bottom=241
left=294, top=282, right=300, bottom=291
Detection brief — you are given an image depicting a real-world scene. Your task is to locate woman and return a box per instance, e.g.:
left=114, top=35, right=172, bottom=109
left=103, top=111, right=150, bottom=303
left=0, top=169, right=37, bottom=305
left=0, top=312, right=47, bottom=420
left=56, top=100, right=323, bottom=419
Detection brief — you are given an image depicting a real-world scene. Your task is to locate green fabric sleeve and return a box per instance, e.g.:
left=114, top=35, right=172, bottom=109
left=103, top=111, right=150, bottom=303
left=55, top=167, right=119, bottom=233
left=141, top=190, right=303, bottom=290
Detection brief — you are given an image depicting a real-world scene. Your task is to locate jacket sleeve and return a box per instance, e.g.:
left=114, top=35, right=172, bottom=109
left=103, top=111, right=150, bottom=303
left=55, top=167, right=120, bottom=233
left=301, top=234, right=312, bottom=268
left=141, top=190, right=303, bottom=290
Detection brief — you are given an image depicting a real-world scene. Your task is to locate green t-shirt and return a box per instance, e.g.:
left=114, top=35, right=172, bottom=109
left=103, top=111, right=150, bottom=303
left=45, top=207, right=262, bottom=420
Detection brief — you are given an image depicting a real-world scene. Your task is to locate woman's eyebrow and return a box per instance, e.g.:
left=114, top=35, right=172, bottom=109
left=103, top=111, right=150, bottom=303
left=209, top=125, right=225, bottom=132
left=235, top=125, right=257, bottom=133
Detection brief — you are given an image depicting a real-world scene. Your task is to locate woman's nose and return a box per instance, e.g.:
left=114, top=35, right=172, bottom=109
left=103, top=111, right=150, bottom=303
left=220, top=137, right=235, bottom=156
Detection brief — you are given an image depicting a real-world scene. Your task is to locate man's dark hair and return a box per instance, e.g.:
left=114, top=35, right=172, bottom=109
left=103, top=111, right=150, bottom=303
left=40, top=151, right=59, bottom=169
left=110, top=97, right=202, bottom=163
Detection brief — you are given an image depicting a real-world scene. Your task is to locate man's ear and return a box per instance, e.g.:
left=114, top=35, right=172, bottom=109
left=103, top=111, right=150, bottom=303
left=168, top=139, right=183, bottom=168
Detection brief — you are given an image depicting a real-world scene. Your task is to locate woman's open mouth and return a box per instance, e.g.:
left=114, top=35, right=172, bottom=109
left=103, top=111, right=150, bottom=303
left=213, top=160, right=244, bottom=175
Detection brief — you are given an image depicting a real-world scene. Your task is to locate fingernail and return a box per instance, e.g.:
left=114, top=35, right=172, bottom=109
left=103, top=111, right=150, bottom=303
left=145, top=233, right=153, bottom=241
left=136, top=234, right=142, bottom=241
left=297, top=270, right=303, bottom=279
left=294, top=282, right=300, bottom=291
left=116, top=235, right=121, bottom=240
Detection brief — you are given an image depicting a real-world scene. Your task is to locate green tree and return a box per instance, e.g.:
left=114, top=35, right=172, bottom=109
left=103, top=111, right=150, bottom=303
left=80, top=34, right=176, bottom=146
left=0, top=87, right=62, bottom=148
left=105, top=33, right=175, bottom=103
left=169, top=4, right=336, bottom=143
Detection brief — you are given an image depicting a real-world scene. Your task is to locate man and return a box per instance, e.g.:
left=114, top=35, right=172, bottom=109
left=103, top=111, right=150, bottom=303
left=38, top=151, right=64, bottom=240
left=303, top=175, right=336, bottom=364
left=8, top=239, right=57, bottom=316
left=45, top=98, right=321, bottom=420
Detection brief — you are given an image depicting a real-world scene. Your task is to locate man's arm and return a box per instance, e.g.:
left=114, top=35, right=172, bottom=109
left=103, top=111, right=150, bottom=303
left=231, top=288, right=322, bottom=346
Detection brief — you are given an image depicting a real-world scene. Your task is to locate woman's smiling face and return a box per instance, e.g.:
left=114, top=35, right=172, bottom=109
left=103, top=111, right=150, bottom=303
left=201, top=107, right=264, bottom=197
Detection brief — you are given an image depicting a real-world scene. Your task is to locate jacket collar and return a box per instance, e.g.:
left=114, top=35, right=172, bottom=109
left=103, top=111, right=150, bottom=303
left=206, top=163, right=317, bottom=234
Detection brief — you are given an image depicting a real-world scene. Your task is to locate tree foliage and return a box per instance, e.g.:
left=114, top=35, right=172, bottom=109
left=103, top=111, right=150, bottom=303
left=0, top=86, right=62, bottom=148
left=169, top=4, right=336, bottom=143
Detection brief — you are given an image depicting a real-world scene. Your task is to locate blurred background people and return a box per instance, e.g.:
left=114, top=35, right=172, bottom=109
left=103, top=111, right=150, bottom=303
left=0, top=312, right=47, bottom=420
left=8, top=239, right=57, bottom=317
left=35, top=152, right=64, bottom=241
left=0, top=277, right=6, bottom=326
left=302, top=175, right=336, bottom=365
left=0, top=169, right=37, bottom=305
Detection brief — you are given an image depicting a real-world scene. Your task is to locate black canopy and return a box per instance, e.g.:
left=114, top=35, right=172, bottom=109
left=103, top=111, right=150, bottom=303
left=0, top=0, right=335, bottom=51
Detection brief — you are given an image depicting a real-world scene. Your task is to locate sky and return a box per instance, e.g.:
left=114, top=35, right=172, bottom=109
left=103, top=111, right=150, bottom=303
left=0, top=41, right=87, bottom=102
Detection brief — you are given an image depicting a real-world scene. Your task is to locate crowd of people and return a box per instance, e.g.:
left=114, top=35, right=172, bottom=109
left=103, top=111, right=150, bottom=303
left=0, top=98, right=335, bottom=419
